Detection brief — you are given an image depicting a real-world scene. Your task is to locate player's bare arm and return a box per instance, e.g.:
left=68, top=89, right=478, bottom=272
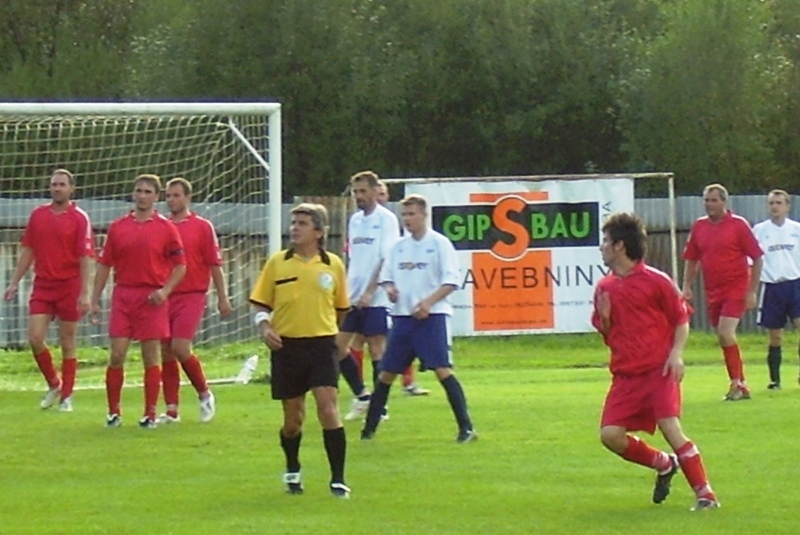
left=381, top=281, right=398, bottom=303
left=254, top=306, right=282, bottom=350
left=4, top=246, right=34, bottom=301
left=78, top=255, right=93, bottom=315
left=595, top=290, right=612, bottom=333
left=357, top=262, right=384, bottom=308
left=90, top=263, right=112, bottom=325
left=210, top=265, right=233, bottom=317
left=681, top=260, right=698, bottom=301
left=745, top=256, right=763, bottom=311
left=413, top=284, right=456, bottom=320
left=663, top=322, right=689, bottom=382
left=149, top=264, right=186, bottom=305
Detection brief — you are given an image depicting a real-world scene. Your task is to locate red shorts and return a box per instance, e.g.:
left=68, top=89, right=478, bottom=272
left=601, top=367, right=681, bottom=434
left=707, top=298, right=746, bottom=327
left=109, top=286, right=169, bottom=341
left=166, top=292, right=206, bottom=340
left=30, top=277, right=82, bottom=322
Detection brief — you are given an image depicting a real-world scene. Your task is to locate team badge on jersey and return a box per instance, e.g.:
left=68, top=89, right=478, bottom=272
left=318, top=272, right=334, bottom=290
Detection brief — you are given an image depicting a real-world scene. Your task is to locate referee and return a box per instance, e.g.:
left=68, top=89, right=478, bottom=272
left=250, top=203, right=352, bottom=498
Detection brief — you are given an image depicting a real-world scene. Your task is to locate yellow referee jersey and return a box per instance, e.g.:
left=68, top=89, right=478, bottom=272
left=249, top=248, right=349, bottom=337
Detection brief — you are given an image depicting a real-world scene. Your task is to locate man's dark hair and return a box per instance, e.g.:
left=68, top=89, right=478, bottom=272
left=602, top=212, right=647, bottom=261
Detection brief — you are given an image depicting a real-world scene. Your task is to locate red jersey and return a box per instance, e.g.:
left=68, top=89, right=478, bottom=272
left=170, top=212, right=223, bottom=294
left=21, top=202, right=94, bottom=281
left=98, top=211, right=185, bottom=287
left=682, top=210, right=763, bottom=303
left=592, top=262, right=689, bottom=376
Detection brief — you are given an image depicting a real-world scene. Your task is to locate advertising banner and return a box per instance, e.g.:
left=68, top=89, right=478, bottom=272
left=406, top=178, right=634, bottom=335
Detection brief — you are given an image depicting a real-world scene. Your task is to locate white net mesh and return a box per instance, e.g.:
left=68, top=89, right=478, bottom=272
left=0, top=113, right=275, bottom=361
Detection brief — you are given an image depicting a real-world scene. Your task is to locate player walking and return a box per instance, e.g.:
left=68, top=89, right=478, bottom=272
left=361, top=194, right=476, bottom=443
left=4, top=169, right=93, bottom=411
left=158, top=177, right=232, bottom=423
left=753, top=189, right=800, bottom=389
left=682, top=184, right=763, bottom=400
left=91, top=174, right=186, bottom=428
left=338, top=171, right=400, bottom=421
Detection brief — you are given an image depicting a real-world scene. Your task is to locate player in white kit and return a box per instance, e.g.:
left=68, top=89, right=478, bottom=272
left=361, top=194, right=477, bottom=443
left=753, top=189, right=800, bottom=390
left=337, top=171, right=400, bottom=420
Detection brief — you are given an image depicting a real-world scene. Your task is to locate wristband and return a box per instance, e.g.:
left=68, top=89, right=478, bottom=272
left=253, top=311, right=272, bottom=326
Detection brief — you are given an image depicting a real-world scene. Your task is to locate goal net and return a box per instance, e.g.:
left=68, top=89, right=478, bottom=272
left=0, top=103, right=281, bottom=390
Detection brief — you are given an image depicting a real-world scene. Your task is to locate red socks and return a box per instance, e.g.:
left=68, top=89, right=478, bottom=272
left=182, top=355, right=209, bottom=397
left=105, top=366, right=124, bottom=415
left=162, top=359, right=181, bottom=412
left=34, top=347, right=60, bottom=389
left=351, top=348, right=364, bottom=381
left=676, top=441, right=716, bottom=500
left=621, top=435, right=672, bottom=472
left=60, top=358, right=77, bottom=401
left=144, top=366, right=161, bottom=420
left=722, top=344, right=746, bottom=384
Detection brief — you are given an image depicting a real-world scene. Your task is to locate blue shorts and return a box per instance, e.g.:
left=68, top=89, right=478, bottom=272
left=758, top=279, right=800, bottom=329
left=340, top=307, right=388, bottom=337
left=381, top=314, right=451, bottom=373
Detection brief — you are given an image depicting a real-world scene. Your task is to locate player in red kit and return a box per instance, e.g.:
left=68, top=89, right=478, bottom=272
left=4, top=169, right=94, bottom=412
left=682, top=184, right=763, bottom=400
left=90, top=174, right=186, bottom=429
left=158, top=177, right=233, bottom=424
left=594, top=212, right=719, bottom=511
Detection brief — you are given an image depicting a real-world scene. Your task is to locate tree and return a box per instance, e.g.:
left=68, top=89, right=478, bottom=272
left=618, top=0, right=788, bottom=194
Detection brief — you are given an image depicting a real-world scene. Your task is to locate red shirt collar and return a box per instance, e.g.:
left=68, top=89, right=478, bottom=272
left=126, top=209, right=161, bottom=222
left=170, top=211, right=195, bottom=224
left=47, top=201, right=76, bottom=213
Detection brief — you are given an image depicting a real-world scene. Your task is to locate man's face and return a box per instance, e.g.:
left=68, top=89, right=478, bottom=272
left=133, top=180, right=159, bottom=212
left=768, top=193, right=790, bottom=219
left=289, top=212, right=321, bottom=247
left=49, top=173, right=74, bottom=205
left=165, top=185, right=189, bottom=215
left=376, top=185, right=389, bottom=206
left=352, top=179, right=377, bottom=211
left=401, top=203, right=426, bottom=234
left=703, top=189, right=726, bottom=219
left=599, top=231, right=622, bottom=267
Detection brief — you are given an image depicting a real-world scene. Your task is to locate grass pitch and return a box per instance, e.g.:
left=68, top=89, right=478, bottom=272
left=1, top=333, right=798, bottom=534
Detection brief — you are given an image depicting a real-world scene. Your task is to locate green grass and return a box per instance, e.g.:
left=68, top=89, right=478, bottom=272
left=1, top=332, right=798, bottom=534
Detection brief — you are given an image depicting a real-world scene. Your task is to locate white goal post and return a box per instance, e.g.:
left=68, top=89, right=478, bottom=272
left=0, top=102, right=282, bottom=353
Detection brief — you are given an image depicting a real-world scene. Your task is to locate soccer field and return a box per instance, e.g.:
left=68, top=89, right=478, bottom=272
left=1, top=334, right=799, bottom=534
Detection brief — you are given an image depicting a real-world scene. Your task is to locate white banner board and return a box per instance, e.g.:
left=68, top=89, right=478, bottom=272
left=406, top=178, right=634, bottom=335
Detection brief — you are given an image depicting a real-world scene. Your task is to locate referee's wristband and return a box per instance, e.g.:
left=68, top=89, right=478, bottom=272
left=253, top=311, right=272, bottom=326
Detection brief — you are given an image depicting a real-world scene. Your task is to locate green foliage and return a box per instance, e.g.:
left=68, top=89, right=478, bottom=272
left=619, top=0, right=788, bottom=194
left=0, top=0, right=799, bottom=196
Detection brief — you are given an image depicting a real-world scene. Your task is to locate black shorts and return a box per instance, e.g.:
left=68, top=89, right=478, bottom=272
left=270, top=336, right=339, bottom=400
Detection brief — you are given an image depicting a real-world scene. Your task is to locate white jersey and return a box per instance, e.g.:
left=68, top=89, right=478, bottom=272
left=346, top=203, right=400, bottom=307
left=379, top=229, right=460, bottom=316
left=753, top=217, right=800, bottom=283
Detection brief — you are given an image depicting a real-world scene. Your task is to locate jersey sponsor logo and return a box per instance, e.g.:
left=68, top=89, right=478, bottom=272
left=352, top=236, right=376, bottom=245
left=433, top=194, right=599, bottom=261
left=768, top=243, right=795, bottom=252
left=398, top=261, right=428, bottom=271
